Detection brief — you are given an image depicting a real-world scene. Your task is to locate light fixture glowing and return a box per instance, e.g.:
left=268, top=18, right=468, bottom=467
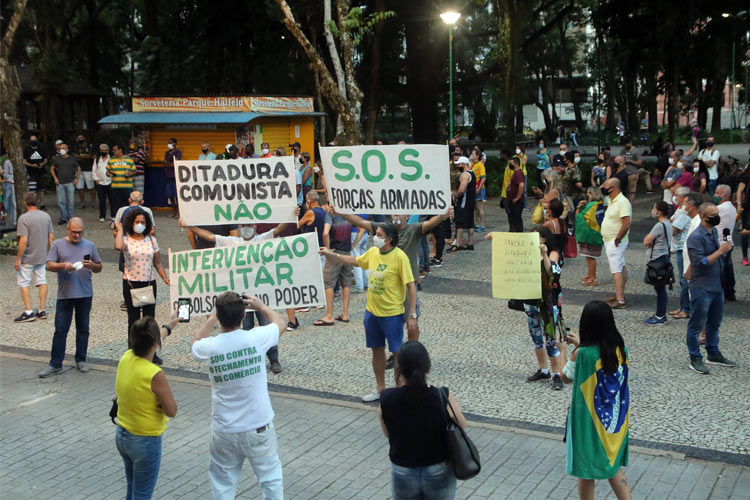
left=440, top=12, right=461, bottom=25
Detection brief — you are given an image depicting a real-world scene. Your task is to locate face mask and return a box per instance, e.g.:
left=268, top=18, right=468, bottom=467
left=651, top=209, right=659, bottom=219
left=240, top=226, right=256, bottom=239
left=706, top=215, right=720, bottom=226
left=574, top=157, right=581, bottom=164
left=30, top=140, right=38, bottom=147
left=168, top=144, right=174, bottom=149
left=314, top=166, right=320, bottom=173
left=539, top=143, right=544, bottom=149
left=78, top=139, right=85, bottom=144
left=202, top=148, right=208, bottom=153
left=668, top=157, right=674, bottom=165
left=515, top=148, right=521, bottom=154
left=133, top=223, right=146, bottom=234
left=600, top=187, right=611, bottom=197
left=262, top=148, right=269, bottom=155
left=59, top=149, right=67, bottom=156
left=373, top=236, right=386, bottom=249
left=543, top=209, right=549, bottom=219
left=707, top=141, right=715, bottom=147
left=712, top=195, right=722, bottom=204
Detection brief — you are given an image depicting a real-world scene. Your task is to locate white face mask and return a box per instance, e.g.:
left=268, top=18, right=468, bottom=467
left=515, top=148, right=521, bottom=155
left=59, top=149, right=67, bottom=156
left=676, top=162, right=684, bottom=169
left=168, top=143, right=174, bottom=149
left=668, top=157, right=674, bottom=165
left=373, top=236, right=386, bottom=248
left=133, top=223, right=146, bottom=234
left=261, top=148, right=269, bottom=155
left=240, top=226, right=255, bottom=239
left=314, top=166, right=320, bottom=173
left=574, top=156, right=581, bottom=164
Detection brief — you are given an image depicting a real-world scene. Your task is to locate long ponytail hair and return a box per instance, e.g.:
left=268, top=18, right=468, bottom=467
left=397, top=341, right=431, bottom=401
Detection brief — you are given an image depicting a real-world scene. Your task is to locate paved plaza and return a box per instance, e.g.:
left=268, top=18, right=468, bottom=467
left=1, top=193, right=749, bottom=498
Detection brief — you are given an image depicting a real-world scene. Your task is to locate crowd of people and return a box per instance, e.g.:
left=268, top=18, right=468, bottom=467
left=5, top=131, right=749, bottom=500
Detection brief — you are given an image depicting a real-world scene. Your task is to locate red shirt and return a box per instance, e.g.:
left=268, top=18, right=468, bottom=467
left=675, top=172, right=693, bottom=191
left=506, top=168, right=525, bottom=200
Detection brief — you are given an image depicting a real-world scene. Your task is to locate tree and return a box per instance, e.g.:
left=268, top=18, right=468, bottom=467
left=1, top=0, right=29, bottom=218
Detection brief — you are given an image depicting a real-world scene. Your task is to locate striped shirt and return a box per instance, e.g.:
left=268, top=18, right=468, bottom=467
left=107, top=156, right=135, bottom=189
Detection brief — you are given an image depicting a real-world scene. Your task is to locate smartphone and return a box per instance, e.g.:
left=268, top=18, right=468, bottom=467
left=83, top=254, right=91, bottom=261
left=178, top=298, right=191, bottom=323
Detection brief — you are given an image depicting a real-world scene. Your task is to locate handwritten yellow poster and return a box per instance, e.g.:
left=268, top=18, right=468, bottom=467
left=491, top=232, right=542, bottom=300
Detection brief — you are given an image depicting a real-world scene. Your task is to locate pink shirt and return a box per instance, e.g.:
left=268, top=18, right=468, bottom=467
left=123, top=235, right=159, bottom=282
left=675, top=172, right=693, bottom=191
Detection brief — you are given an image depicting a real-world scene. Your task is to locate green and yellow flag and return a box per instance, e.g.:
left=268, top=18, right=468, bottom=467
left=566, top=346, right=629, bottom=479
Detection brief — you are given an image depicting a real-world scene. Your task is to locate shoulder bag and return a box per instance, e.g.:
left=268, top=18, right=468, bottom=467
left=644, top=222, right=675, bottom=289
left=438, top=387, right=481, bottom=480
left=109, top=396, right=118, bottom=425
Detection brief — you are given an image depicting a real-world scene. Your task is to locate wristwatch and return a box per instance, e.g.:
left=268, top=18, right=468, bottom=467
left=162, top=324, right=172, bottom=336
left=409, top=313, right=418, bottom=319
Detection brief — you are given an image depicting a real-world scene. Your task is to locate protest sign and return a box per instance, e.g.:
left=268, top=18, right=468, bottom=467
left=168, top=232, right=325, bottom=316
left=318, top=144, right=451, bottom=215
left=491, top=232, right=542, bottom=300
left=174, top=157, right=297, bottom=226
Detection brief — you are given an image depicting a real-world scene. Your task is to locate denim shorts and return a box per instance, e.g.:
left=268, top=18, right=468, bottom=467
left=476, top=188, right=487, bottom=201
left=391, top=461, right=456, bottom=500
left=364, top=310, right=405, bottom=353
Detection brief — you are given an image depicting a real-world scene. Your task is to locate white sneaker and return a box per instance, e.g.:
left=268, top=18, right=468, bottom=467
left=99, top=218, right=105, bottom=222
left=361, top=390, right=380, bottom=402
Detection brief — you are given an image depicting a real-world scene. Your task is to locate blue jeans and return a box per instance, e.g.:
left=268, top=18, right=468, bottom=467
left=350, top=232, right=369, bottom=290
left=3, top=181, right=16, bottom=226
left=391, top=462, right=456, bottom=500
left=243, top=310, right=278, bottom=362
left=649, top=255, right=670, bottom=317
left=56, top=182, right=75, bottom=221
left=49, top=297, right=92, bottom=368
left=419, top=235, right=430, bottom=271
left=708, top=179, right=717, bottom=195
left=115, top=426, right=162, bottom=500
left=686, top=289, right=723, bottom=359
left=675, top=251, right=690, bottom=314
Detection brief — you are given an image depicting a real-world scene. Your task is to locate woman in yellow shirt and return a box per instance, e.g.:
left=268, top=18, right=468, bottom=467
left=115, top=316, right=179, bottom=500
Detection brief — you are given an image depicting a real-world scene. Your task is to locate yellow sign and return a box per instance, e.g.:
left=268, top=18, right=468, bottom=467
left=131, top=96, right=314, bottom=113
left=491, top=232, right=542, bottom=300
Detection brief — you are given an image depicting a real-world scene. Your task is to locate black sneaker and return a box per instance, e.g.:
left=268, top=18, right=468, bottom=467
left=14, top=311, right=37, bottom=323
left=466, top=244, right=475, bottom=251
left=386, top=355, right=394, bottom=370
left=270, top=361, right=282, bottom=374
left=286, top=319, right=299, bottom=331
left=57, top=219, right=67, bottom=225
left=706, top=354, right=737, bottom=367
left=36, top=310, right=47, bottom=320
left=689, top=358, right=710, bottom=374
left=430, top=258, right=443, bottom=268
left=551, top=374, right=564, bottom=390
left=527, top=369, right=551, bottom=382
left=152, top=354, right=163, bottom=365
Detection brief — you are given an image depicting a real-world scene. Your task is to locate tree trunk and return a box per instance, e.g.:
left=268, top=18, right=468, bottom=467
left=710, top=75, right=724, bottom=131
left=645, top=70, right=658, bottom=133
left=1, top=0, right=30, bottom=218
left=558, top=23, right=583, bottom=130
left=498, top=0, right=528, bottom=147
left=604, top=58, right=616, bottom=131
left=86, top=0, right=98, bottom=90
left=323, top=0, right=346, bottom=135
left=667, top=68, right=679, bottom=143
left=364, top=0, right=385, bottom=144
left=275, top=0, right=359, bottom=144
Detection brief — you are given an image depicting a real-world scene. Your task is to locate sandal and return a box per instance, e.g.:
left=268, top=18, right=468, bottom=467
left=313, top=319, right=334, bottom=326
left=449, top=245, right=459, bottom=253
left=335, top=315, right=349, bottom=323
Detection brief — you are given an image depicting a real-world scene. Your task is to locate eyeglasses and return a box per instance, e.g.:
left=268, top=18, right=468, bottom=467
left=70, top=230, right=84, bottom=235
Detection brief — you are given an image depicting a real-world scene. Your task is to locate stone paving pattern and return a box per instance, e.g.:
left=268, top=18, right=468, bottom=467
left=1, top=193, right=749, bottom=458
left=1, top=355, right=749, bottom=500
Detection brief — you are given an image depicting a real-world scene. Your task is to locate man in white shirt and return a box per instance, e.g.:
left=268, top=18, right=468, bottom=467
left=192, top=292, right=287, bottom=500
left=697, top=137, right=720, bottom=194
left=715, top=184, right=737, bottom=301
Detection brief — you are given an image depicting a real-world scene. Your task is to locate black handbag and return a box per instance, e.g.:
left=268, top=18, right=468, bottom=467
left=644, top=222, right=675, bottom=290
left=110, top=396, right=118, bottom=425
left=508, top=299, right=537, bottom=312
left=438, top=387, right=481, bottom=480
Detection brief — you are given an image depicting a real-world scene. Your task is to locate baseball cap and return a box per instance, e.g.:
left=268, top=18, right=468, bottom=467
left=225, top=144, right=235, bottom=152
left=551, top=155, right=563, bottom=167
left=289, top=141, right=301, bottom=148
left=55, top=139, right=63, bottom=145
left=456, top=156, right=470, bottom=165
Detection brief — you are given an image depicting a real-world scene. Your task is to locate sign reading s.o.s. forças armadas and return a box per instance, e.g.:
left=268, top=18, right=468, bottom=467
left=168, top=232, right=325, bottom=316
left=174, top=157, right=298, bottom=226
left=319, top=144, right=451, bottom=215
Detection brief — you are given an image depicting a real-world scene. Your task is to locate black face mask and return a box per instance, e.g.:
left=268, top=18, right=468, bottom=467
left=600, top=187, right=611, bottom=197
left=202, top=149, right=208, bottom=153
left=78, top=139, right=85, bottom=144
left=30, top=140, right=38, bottom=147
left=706, top=215, right=720, bottom=226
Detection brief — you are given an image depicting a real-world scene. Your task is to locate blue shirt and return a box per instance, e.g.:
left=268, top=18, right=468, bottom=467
left=46, top=238, right=101, bottom=299
left=665, top=166, right=683, bottom=182
left=686, top=225, right=722, bottom=293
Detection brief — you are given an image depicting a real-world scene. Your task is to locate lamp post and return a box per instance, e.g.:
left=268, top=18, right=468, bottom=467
left=441, top=11, right=460, bottom=141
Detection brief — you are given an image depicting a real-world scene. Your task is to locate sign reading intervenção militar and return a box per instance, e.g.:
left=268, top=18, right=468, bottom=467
left=319, top=144, right=450, bottom=215
left=174, top=158, right=297, bottom=226
left=169, top=232, right=325, bottom=316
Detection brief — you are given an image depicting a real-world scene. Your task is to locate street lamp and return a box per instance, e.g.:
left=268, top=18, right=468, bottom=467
left=441, top=11, right=461, bottom=140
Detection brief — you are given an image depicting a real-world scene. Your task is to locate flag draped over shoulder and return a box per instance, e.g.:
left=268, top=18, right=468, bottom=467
left=566, top=345, right=629, bottom=479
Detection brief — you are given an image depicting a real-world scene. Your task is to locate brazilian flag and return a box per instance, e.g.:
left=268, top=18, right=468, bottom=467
left=566, top=346, right=629, bottom=479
